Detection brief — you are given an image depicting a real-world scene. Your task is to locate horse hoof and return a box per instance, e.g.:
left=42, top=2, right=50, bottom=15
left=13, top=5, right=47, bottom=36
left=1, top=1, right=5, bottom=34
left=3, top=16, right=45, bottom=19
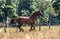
left=29, top=30, right=32, bottom=32
left=22, top=30, right=24, bottom=32
left=20, top=29, right=24, bottom=32
left=29, top=29, right=35, bottom=32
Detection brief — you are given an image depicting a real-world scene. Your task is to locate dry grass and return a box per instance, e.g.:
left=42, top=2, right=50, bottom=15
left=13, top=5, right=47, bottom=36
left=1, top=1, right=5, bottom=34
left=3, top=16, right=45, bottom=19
left=0, top=26, right=60, bottom=39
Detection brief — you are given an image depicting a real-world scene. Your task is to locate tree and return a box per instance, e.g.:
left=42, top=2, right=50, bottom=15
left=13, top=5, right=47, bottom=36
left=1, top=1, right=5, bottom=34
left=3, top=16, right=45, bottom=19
left=0, top=0, right=18, bottom=22
left=52, top=0, right=60, bottom=21
left=0, top=0, right=6, bottom=22
left=35, top=0, right=57, bottom=25
left=17, top=0, right=33, bottom=16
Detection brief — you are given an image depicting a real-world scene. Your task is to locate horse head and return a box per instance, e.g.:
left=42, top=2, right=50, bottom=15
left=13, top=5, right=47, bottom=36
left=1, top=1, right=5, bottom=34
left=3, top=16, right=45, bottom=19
left=34, top=10, right=44, bottom=17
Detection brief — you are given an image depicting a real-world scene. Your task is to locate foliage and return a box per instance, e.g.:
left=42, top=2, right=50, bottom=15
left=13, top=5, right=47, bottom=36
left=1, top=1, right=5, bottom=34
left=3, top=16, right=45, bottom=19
left=52, top=0, right=60, bottom=20
left=0, top=0, right=18, bottom=22
left=36, top=0, right=57, bottom=24
left=0, top=0, right=60, bottom=25
left=18, top=0, right=33, bottom=16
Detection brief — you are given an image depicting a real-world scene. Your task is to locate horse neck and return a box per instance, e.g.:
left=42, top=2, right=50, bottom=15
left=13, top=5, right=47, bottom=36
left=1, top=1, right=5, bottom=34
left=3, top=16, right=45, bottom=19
left=30, top=15, right=38, bottom=21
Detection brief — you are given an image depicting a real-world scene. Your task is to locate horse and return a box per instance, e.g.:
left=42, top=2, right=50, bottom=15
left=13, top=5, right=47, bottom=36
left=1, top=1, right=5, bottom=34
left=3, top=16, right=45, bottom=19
left=10, top=10, right=43, bottom=32
left=9, top=18, right=16, bottom=26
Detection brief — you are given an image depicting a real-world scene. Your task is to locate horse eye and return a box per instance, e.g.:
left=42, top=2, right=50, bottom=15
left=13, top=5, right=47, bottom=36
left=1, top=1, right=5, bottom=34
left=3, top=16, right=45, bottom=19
left=37, top=14, right=39, bottom=15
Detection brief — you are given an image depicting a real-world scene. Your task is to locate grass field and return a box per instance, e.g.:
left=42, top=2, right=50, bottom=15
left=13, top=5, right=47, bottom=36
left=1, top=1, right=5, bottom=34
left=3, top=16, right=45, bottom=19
left=0, top=26, right=60, bottom=39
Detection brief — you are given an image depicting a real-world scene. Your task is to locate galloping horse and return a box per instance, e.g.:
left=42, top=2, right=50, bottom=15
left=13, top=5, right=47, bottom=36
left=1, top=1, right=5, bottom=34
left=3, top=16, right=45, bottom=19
left=10, top=10, right=43, bottom=32
left=9, top=18, right=16, bottom=26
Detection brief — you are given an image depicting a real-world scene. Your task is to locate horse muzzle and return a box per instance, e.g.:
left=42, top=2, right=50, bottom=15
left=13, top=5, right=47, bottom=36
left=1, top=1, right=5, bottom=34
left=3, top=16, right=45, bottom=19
left=41, top=14, right=44, bottom=17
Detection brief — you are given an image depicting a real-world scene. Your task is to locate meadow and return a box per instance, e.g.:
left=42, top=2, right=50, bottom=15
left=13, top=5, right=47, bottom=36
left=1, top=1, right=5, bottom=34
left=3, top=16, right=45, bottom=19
left=0, top=26, right=60, bottom=39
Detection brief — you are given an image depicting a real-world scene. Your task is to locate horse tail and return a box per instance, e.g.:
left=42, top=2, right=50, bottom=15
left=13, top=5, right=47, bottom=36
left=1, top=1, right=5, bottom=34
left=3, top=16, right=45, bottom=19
left=14, top=18, right=18, bottom=26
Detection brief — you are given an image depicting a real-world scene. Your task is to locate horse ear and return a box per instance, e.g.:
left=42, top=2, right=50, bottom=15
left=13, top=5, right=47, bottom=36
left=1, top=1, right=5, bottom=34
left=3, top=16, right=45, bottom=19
left=40, top=10, right=42, bottom=13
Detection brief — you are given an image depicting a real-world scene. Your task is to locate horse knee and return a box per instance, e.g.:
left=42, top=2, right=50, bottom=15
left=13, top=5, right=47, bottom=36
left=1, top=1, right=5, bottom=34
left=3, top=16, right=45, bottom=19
left=33, top=26, right=35, bottom=29
left=31, top=24, right=35, bottom=29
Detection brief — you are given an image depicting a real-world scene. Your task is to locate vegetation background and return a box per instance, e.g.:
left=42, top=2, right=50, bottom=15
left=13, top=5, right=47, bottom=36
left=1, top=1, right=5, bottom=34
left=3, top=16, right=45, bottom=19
left=0, top=0, right=60, bottom=25
left=0, top=0, right=60, bottom=39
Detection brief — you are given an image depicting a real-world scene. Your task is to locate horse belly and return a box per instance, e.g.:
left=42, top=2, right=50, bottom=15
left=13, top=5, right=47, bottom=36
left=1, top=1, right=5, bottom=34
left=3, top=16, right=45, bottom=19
left=22, top=19, right=32, bottom=24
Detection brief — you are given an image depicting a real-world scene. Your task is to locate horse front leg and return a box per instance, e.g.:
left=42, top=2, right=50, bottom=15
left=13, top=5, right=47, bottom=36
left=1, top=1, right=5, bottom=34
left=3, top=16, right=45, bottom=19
left=29, top=25, right=32, bottom=31
left=18, top=24, right=24, bottom=32
left=19, top=26, right=24, bottom=32
left=32, top=25, right=35, bottom=30
left=33, top=26, right=35, bottom=30
left=29, top=24, right=35, bottom=31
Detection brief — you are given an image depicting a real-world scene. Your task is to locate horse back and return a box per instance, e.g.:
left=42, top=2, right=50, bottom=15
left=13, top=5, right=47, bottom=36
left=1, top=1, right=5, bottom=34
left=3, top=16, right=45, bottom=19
left=16, top=16, right=34, bottom=24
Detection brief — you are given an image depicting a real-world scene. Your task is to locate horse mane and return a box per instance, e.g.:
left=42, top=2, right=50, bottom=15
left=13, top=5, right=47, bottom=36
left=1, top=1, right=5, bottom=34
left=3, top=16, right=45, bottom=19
left=30, top=11, right=40, bottom=17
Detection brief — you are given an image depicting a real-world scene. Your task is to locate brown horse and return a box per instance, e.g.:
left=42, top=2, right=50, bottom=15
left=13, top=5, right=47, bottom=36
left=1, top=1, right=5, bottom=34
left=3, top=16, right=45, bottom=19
left=9, top=18, right=16, bottom=26
left=10, top=10, right=43, bottom=32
